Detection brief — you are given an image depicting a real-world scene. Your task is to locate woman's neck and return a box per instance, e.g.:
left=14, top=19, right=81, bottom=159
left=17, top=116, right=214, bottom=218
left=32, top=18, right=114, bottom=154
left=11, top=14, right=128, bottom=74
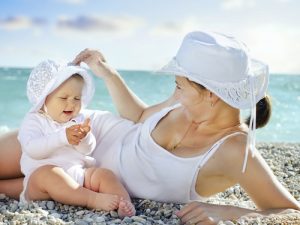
left=182, top=103, right=241, bottom=132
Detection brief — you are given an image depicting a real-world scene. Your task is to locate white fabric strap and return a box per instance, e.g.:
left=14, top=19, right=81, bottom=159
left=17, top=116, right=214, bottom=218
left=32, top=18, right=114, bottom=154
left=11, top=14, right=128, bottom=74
left=243, top=76, right=257, bottom=173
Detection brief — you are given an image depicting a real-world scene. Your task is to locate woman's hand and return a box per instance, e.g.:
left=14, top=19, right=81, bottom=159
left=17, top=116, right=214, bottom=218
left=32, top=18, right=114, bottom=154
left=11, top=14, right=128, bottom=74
left=72, top=49, right=119, bottom=79
left=176, top=202, right=222, bottom=225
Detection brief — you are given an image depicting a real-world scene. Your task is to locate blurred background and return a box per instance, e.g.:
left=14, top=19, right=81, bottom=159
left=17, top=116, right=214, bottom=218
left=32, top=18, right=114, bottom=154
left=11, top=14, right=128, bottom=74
left=0, top=0, right=299, bottom=142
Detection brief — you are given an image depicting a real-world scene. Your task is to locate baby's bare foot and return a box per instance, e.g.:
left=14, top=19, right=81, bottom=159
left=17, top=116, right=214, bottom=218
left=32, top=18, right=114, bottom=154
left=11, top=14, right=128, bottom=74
left=89, top=193, right=119, bottom=211
left=118, top=198, right=136, bottom=218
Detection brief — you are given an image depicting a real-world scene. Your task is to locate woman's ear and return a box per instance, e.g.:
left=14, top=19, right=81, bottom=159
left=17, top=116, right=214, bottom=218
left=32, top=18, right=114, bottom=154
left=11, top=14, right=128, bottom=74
left=208, top=91, right=219, bottom=107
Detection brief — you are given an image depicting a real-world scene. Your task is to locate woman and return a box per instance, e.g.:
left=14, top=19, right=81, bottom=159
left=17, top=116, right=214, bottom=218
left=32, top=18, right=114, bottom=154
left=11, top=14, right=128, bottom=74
left=1, top=31, right=299, bottom=224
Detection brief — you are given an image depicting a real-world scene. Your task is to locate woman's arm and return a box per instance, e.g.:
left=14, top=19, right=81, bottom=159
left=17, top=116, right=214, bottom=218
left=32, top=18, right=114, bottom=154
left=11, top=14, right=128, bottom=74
left=104, top=73, right=177, bottom=122
left=177, top=136, right=300, bottom=224
left=177, top=201, right=299, bottom=225
left=73, top=49, right=177, bottom=123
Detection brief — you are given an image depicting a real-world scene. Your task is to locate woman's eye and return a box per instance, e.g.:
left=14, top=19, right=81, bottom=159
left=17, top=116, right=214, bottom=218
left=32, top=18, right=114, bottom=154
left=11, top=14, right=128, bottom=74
left=176, top=85, right=181, bottom=89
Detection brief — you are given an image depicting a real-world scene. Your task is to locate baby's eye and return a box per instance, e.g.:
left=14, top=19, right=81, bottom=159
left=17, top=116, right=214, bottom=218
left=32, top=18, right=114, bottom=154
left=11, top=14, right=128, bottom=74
left=74, top=97, right=81, bottom=101
left=59, top=97, right=67, bottom=100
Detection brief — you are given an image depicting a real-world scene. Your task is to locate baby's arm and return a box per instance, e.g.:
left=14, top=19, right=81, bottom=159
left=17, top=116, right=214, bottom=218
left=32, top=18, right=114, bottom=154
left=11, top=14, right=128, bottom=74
left=18, top=114, right=68, bottom=160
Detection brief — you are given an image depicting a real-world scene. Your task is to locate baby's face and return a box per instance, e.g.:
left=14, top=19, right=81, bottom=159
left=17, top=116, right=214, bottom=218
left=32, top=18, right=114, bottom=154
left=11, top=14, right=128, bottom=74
left=44, top=76, right=84, bottom=123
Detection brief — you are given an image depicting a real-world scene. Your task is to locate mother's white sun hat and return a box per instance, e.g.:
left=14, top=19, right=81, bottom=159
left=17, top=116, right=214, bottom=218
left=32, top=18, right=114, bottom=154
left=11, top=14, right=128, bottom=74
left=159, top=31, right=269, bottom=172
left=27, top=59, right=95, bottom=113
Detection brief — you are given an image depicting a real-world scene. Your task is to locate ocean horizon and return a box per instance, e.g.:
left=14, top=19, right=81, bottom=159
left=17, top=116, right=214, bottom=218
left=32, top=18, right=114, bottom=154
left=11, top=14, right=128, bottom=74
left=0, top=67, right=299, bottom=143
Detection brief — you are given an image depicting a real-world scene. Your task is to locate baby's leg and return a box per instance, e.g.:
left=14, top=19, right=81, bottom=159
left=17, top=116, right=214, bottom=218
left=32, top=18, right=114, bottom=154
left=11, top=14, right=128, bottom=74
left=84, top=168, right=135, bottom=217
left=26, top=165, right=118, bottom=211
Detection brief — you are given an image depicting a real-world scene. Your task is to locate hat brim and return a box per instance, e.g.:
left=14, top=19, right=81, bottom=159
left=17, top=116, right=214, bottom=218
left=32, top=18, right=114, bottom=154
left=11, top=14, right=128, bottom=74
left=157, top=57, right=269, bottom=109
left=29, top=66, right=95, bottom=113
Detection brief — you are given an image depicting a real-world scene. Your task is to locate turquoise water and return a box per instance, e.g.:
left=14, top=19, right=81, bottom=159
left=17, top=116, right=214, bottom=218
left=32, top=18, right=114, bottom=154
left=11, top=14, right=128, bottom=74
left=0, top=68, right=299, bottom=142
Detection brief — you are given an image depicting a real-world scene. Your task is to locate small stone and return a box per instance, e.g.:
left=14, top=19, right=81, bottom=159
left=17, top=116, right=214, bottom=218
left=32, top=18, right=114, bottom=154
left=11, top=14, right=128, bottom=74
left=46, top=201, right=55, bottom=210
left=0, top=194, right=6, bottom=200
left=222, top=221, right=235, bottom=225
left=75, top=219, right=89, bottom=225
left=75, top=210, right=85, bottom=216
left=132, top=216, right=146, bottom=223
left=51, top=213, right=61, bottom=219
left=95, top=216, right=106, bottom=223
left=110, top=210, right=119, bottom=218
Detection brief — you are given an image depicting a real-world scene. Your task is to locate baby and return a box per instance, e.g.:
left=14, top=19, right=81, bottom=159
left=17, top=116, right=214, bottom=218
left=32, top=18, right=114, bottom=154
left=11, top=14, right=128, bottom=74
left=18, top=60, right=135, bottom=217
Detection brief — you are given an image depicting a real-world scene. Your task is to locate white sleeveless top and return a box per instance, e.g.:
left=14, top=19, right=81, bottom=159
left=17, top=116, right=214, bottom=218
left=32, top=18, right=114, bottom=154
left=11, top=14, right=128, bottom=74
left=89, top=105, right=244, bottom=204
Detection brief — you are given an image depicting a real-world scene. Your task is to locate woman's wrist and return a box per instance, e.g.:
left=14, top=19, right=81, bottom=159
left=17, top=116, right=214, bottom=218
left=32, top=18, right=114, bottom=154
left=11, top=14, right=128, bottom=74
left=225, top=205, right=258, bottom=221
left=102, top=70, right=122, bottom=84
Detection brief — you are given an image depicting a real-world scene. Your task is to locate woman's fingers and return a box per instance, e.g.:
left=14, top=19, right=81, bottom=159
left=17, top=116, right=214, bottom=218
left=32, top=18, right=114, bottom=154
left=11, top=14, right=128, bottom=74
left=177, top=202, right=216, bottom=225
left=73, top=49, right=106, bottom=65
left=73, top=49, right=91, bottom=65
left=177, top=202, right=201, bottom=218
left=179, top=204, right=204, bottom=224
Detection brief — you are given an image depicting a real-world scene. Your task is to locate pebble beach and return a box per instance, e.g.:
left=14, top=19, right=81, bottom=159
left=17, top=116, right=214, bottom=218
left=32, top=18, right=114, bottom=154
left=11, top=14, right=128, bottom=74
left=1, top=143, right=300, bottom=225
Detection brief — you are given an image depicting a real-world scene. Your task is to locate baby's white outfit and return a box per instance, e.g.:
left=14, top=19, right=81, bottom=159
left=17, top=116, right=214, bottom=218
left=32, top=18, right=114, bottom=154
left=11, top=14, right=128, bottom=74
left=18, top=111, right=96, bottom=202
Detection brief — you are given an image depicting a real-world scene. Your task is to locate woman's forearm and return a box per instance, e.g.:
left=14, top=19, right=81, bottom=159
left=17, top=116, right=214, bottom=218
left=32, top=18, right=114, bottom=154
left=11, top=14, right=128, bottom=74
left=103, top=72, right=178, bottom=123
left=103, top=72, right=147, bottom=122
left=225, top=204, right=299, bottom=221
left=178, top=201, right=300, bottom=224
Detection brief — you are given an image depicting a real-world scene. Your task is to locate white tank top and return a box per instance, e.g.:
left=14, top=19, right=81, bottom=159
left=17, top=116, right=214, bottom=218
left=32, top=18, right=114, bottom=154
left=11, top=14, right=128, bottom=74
left=90, top=105, right=244, bottom=203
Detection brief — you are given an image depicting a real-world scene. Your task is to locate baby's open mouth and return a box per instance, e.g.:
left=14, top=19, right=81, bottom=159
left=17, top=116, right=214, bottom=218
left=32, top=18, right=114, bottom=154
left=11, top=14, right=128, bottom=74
left=63, top=111, right=73, bottom=115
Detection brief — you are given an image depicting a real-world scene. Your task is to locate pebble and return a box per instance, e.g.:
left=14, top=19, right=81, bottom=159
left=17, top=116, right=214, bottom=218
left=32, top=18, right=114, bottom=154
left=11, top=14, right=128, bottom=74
left=46, top=201, right=55, bottom=210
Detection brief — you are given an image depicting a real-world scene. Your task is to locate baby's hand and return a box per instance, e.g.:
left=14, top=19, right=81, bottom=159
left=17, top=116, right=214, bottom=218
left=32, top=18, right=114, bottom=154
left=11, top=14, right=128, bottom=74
left=66, top=125, right=82, bottom=145
left=66, top=118, right=91, bottom=145
left=79, top=118, right=91, bottom=138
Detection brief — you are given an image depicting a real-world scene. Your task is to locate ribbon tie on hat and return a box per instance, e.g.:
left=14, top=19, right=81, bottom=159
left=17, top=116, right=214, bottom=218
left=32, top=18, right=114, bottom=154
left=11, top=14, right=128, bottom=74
left=242, top=75, right=257, bottom=173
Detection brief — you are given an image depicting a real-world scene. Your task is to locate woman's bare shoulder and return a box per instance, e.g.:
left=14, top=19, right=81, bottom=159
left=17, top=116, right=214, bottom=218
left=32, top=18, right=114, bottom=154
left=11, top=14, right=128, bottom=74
left=216, top=132, right=248, bottom=178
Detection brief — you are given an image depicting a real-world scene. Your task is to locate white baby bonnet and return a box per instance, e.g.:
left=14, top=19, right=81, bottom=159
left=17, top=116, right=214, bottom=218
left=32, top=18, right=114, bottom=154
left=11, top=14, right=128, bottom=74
left=159, top=31, right=269, bottom=173
left=27, top=59, right=95, bottom=113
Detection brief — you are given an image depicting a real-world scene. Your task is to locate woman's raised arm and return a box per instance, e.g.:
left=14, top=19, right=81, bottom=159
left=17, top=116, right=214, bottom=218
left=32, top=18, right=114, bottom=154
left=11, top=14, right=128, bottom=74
left=73, top=49, right=177, bottom=123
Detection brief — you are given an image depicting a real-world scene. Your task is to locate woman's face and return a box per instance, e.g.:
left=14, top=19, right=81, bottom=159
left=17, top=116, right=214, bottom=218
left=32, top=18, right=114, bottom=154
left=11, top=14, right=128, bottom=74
left=175, top=76, right=205, bottom=107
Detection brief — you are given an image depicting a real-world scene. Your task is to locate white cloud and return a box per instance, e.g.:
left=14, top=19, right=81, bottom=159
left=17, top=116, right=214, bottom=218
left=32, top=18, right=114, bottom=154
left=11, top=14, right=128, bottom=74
left=240, top=25, right=300, bottom=74
left=150, top=18, right=300, bottom=74
left=0, top=16, right=46, bottom=30
left=276, top=0, right=291, bottom=2
left=149, top=17, right=206, bottom=37
left=54, top=15, right=144, bottom=39
left=221, top=0, right=256, bottom=10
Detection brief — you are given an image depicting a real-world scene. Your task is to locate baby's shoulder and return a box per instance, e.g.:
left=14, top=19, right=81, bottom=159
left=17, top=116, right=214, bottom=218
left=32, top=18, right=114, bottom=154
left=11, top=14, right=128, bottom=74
left=21, top=112, right=46, bottom=126
left=19, top=112, right=47, bottom=136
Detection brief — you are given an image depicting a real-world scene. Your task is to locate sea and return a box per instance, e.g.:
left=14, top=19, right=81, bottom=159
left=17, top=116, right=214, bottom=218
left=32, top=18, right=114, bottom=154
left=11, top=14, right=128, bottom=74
left=0, top=68, right=299, bottom=142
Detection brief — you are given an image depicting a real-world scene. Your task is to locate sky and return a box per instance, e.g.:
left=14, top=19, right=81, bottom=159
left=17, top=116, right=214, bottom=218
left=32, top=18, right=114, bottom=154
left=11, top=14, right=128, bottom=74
left=0, top=0, right=300, bottom=74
